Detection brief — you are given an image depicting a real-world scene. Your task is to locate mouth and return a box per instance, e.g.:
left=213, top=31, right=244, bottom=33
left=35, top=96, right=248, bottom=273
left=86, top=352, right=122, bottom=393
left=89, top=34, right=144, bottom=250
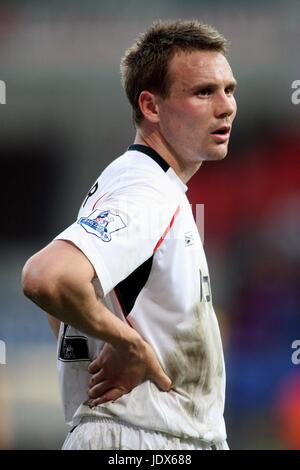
left=210, top=125, right=231, bottom=142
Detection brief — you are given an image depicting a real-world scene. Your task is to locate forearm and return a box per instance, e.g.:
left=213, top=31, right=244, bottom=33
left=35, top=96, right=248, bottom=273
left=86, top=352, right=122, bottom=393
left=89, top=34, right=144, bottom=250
left=26, top=268, right=142, bottom=350
left=22, top=240, right=143, bottom=351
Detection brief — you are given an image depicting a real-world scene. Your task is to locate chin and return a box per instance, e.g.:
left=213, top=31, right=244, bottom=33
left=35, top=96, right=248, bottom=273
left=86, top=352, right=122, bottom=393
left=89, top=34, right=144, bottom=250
left=205, top=150, right=228, bottom=161
left=218, top=152, right=228, bottom=160
left=196, top=145, right=229, bottom=162
left=211, top=144, right=229, bottom=161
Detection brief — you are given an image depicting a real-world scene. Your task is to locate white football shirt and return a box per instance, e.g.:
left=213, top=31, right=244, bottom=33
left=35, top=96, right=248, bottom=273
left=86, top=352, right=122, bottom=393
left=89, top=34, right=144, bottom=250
left=54, top=145, right=226, bottom=444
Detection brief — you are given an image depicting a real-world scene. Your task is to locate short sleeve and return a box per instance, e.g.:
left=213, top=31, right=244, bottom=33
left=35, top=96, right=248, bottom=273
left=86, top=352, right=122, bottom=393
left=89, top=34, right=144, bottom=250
left=54, top=181, right=179, bottom=297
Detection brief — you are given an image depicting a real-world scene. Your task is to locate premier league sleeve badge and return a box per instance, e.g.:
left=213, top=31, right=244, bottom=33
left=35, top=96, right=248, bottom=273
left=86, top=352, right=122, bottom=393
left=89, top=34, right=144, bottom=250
left=78, top=209, right=126, bottom=242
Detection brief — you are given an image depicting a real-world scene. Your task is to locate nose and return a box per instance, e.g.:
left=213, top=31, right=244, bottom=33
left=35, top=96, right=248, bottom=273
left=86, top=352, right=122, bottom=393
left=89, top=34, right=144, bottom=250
left=214, top=92, right=237, bottom=120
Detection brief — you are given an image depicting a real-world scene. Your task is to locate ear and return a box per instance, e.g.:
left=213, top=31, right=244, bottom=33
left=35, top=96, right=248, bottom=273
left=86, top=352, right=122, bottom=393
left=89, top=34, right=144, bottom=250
left=138, top=91, right=160, bottom=124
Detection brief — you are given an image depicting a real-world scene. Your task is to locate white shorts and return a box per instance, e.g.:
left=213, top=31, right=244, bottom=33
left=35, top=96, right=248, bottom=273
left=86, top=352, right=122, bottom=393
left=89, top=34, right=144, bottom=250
left=62, top=417, right=229, bottom=450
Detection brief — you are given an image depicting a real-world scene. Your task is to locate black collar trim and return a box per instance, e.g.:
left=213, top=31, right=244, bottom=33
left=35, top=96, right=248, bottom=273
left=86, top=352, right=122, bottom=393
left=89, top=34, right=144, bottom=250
left=128, top=144, right=170, bottom=173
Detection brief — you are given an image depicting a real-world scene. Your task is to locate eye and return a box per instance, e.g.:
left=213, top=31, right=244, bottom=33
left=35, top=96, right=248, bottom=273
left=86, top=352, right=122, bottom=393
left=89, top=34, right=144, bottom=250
left=196, top=87, right=213, bottom=97
left=225, top=86, right=236, bottom=96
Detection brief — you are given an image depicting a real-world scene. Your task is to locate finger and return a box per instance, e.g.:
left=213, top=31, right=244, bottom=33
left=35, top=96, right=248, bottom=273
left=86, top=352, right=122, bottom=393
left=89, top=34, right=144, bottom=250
left=88, top=369, right=105, bottom=388
left=151, top=370, right=172, bottom=392
left=88, top=380, right=112, bottom=399
left=88, top=387, right=126, bottom=407
left=88, top=357, right=102, bottom=374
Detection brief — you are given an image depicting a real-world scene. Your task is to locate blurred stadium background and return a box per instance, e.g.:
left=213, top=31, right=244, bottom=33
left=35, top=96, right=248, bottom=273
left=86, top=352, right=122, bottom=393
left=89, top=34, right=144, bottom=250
left=0, top=0, right=300, bottom=450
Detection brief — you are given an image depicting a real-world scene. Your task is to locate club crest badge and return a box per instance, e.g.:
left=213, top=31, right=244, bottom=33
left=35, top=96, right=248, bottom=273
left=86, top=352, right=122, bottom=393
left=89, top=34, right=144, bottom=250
left=78, top=210, right=126, bottom=242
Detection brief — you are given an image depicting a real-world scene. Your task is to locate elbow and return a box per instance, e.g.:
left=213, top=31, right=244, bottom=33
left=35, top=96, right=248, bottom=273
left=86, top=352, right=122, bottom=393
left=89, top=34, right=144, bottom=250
left=22, top=256, right=54, bottom=305
left=22, top=242, right=93, bottom=311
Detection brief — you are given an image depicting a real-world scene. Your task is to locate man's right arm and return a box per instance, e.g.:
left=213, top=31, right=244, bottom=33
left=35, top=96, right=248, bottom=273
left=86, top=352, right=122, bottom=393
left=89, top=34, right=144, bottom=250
left=22, top=240, right=171, bottom=402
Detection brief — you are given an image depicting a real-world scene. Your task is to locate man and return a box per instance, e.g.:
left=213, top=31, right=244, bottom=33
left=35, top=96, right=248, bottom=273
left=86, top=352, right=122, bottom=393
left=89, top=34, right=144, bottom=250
left=22, top=19, right=237, bottom=450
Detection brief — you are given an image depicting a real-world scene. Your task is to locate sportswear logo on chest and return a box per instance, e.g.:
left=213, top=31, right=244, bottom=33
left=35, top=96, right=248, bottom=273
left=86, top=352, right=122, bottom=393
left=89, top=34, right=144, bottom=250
left=184, top=231, right=195, bottom=247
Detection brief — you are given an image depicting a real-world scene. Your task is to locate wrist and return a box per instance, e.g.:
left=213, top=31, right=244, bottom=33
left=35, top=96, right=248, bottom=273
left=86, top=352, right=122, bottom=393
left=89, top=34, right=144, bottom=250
left=114, top=328, right=146, bottom=358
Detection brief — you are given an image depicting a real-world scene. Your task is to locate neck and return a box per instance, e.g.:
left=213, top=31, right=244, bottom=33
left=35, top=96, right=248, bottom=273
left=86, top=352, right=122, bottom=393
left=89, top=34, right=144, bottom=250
left=134, top=126, right=202, bottom=184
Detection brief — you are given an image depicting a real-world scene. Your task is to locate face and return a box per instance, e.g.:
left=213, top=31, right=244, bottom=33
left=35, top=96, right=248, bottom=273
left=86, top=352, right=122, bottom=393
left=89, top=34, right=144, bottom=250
left=156, top=50, right=237, bottom=166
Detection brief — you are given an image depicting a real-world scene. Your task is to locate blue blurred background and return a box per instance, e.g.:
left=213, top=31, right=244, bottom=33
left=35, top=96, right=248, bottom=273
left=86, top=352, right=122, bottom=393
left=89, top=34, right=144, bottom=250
left=0, top=0, right=300, bottom=450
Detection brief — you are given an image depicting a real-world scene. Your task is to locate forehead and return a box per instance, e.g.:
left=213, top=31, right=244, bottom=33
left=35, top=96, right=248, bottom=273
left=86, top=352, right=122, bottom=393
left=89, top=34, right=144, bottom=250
left=167, top=50, right=235, bottom=91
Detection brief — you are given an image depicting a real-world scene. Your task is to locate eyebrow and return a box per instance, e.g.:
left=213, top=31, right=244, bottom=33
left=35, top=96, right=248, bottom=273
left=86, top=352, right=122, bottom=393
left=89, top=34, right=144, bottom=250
left=191, top=79, right=238, bottom=92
